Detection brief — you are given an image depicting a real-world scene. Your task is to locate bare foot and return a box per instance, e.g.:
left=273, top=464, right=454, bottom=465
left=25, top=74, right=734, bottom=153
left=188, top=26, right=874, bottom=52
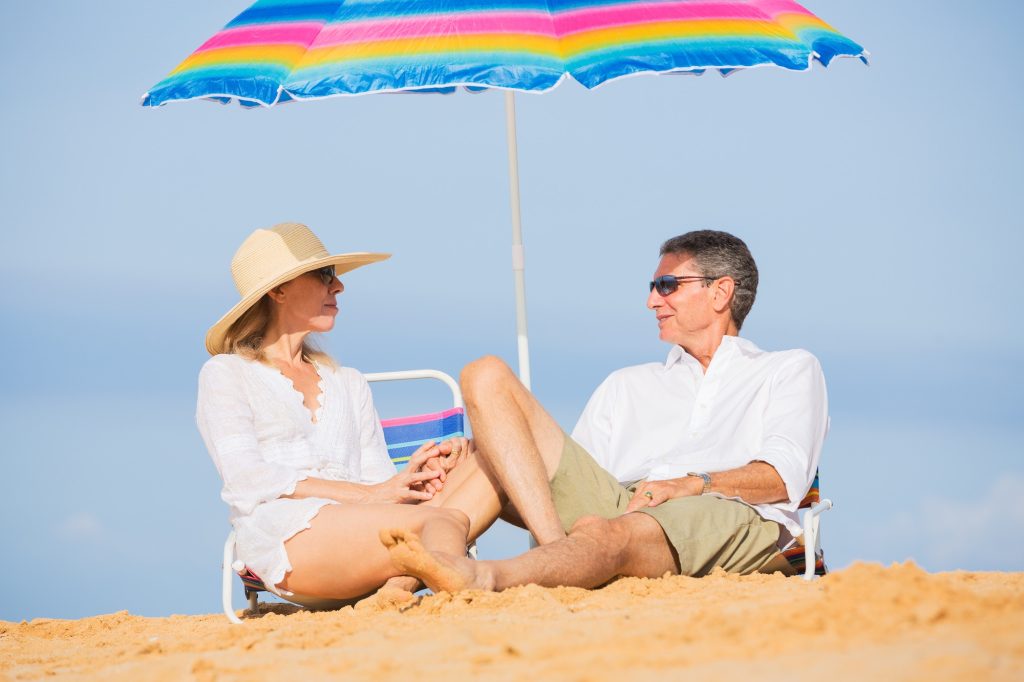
left=379, top=528, right=491, bottom=593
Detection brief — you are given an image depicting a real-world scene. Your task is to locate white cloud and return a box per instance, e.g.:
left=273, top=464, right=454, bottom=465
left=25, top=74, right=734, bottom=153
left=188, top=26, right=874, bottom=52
left=55, top=512, right=104, bottom=541
left=886, top=473, right=1024, bottom=571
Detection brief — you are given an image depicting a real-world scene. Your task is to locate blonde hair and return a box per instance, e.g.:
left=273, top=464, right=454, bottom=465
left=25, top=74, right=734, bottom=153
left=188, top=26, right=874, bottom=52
left=222, top=294, right=335, bottom=367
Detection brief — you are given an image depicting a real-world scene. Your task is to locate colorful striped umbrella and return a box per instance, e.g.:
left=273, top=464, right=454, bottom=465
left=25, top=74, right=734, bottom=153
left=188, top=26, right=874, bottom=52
left=142, top=0, right=866, bottom=385
left=142, top=0, right=866, bottom=106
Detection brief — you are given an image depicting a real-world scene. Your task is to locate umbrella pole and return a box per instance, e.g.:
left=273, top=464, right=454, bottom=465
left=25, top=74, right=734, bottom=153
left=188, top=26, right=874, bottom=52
left=504, top=91, right=531, bottom=391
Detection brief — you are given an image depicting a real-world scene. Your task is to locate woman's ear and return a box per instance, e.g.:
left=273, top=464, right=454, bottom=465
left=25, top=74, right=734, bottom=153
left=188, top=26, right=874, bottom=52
left=266, top=285, right=286, bottom=304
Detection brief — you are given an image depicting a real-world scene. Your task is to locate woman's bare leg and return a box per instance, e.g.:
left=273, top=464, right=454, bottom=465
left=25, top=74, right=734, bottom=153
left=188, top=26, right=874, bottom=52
left=278, top=503, right=469, bottom=599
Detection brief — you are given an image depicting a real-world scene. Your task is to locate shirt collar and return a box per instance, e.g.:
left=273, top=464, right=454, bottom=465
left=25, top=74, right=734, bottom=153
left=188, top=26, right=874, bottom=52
left=664, top=335, right=755, bottom=369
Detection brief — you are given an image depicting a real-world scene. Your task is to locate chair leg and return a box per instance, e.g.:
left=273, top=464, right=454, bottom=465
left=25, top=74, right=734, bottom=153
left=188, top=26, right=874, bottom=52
left=801, top=500, right=833, bottom=581
left=222, top=530, right=244, bottom=624
left=248, top=590, right=259, bottom=613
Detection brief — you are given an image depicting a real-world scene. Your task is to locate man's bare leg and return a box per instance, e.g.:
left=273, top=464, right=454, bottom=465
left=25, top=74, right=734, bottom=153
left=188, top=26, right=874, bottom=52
left=381, top=513, right=679, bottom=593
left=460, top=356, right=568, bottom=545
left=422, top=445, right=506, bottom=541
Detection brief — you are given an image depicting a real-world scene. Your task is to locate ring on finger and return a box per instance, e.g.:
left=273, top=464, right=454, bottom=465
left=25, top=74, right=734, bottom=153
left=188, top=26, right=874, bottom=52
left=644, top=491, right=654, bottom=499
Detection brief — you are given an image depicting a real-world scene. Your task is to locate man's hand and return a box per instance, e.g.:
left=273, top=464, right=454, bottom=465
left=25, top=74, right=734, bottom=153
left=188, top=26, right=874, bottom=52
left=625, top=476, right=702, bottom=513
left=437, top=437, right=470, bottom=473
left=417, top=437, right=472, bottom=495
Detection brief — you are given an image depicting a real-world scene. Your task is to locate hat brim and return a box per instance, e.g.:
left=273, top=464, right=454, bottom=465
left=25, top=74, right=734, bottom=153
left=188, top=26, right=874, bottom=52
left=205, top=252, right=391, bottom=356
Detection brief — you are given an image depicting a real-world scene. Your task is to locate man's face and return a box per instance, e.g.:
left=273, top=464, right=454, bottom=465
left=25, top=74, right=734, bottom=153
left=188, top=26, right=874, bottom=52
left=646, top=252, right=718, bottom=346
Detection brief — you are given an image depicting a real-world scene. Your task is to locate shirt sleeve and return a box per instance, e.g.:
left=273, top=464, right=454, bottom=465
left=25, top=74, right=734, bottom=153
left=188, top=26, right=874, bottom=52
left=571, top=373, right=619, bottom=471
left=754, top=352, right=829, bottom=508
left=196, top=357, right=307, bottom=515
left=351, top=371, right=397, bottom=485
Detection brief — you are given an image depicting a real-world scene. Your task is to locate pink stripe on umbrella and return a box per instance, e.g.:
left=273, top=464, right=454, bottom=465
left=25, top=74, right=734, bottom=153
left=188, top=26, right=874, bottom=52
left=310, top=12, right=556, bottom=47
left=553, top=1, right=778, bottom=35
left=754, top=0, right=817, bottom=17
left=194, top=22, right=325, bottom=52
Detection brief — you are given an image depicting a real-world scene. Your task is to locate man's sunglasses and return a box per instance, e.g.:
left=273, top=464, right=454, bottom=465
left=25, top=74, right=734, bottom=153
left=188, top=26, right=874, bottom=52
left=649, top=274, right=731, bottom=296
left=312, top=265, right=336, bottom=286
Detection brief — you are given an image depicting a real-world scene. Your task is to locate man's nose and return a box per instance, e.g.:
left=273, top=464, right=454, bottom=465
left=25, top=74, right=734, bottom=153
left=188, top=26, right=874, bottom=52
left=646, top=286, right=662, bottom=309
left=331, top=278, right=344, bottom=294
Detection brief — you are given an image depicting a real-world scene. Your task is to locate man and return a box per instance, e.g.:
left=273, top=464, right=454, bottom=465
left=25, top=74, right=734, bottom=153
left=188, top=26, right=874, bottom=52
left=382, top=230, right=829, bottom=592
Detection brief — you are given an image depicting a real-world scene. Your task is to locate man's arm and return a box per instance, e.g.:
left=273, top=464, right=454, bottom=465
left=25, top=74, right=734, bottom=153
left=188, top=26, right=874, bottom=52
left=626, top=351, right=828, bottom=513
left=624, top=462, right=786, bottom=512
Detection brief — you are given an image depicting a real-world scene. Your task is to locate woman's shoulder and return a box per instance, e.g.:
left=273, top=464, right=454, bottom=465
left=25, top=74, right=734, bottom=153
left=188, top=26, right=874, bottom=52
left=199, top=353, right=254, bottom=382
left=319, top=362, right=366, bottom=385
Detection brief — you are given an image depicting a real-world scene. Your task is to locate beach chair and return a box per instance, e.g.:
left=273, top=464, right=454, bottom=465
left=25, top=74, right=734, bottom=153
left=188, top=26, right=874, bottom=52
left=782, top=471, right=833, bottom=580
left=221, top=369, right=465, bottom=624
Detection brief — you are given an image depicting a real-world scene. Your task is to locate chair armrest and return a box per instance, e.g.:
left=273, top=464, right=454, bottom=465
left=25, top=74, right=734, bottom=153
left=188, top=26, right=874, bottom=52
left=365, top=369, right=463, bottom=409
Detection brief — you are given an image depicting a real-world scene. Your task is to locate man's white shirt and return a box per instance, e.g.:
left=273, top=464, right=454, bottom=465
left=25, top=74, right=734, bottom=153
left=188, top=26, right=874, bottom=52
left=570, top=335, right=829, bottom=541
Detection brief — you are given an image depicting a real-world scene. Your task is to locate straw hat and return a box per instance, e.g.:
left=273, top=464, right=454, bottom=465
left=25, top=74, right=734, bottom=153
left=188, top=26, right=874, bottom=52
left=205, top=222, right=390, bottom=355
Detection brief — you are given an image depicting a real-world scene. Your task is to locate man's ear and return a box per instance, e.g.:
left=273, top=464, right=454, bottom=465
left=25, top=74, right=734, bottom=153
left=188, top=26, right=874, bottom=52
left=711, top=277, right=735, bottom=314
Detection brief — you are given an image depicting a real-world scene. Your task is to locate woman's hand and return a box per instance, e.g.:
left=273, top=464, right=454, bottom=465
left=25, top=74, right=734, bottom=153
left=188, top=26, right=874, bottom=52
left=417, top=437, right=469, bottom=495
left=369, top=442, right=445, bottom=503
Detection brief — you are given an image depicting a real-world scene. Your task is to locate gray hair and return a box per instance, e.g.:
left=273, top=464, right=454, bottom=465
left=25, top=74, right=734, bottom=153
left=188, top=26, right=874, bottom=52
left=660, top=230, right=759, bottom=330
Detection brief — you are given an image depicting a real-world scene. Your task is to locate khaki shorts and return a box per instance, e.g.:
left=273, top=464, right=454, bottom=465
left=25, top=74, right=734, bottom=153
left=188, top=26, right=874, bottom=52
left=549, top=435, right=794, bottom=577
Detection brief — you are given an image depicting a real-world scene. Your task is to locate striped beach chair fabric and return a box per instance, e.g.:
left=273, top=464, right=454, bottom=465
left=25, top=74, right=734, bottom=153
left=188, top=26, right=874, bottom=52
left=381, top=408, right=465, bottom=470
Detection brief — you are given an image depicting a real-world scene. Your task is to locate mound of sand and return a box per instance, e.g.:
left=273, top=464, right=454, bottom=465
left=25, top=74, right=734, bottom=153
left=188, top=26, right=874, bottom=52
left=3, top=562, right=1022, bottom=681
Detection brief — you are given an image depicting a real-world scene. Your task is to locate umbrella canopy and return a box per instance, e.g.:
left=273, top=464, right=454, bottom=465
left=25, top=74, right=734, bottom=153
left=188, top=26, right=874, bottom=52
left=142, top=0, right=866, bottom=387
left=142, top=0, right=866, bottom=107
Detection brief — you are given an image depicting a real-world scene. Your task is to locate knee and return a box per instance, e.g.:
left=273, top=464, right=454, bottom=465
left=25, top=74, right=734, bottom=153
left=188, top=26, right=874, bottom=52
left=461, top=355, right=515, bottom=397
left=569, top=516, right=631, bottom=559
left=569, top=515, right=606, bottom=532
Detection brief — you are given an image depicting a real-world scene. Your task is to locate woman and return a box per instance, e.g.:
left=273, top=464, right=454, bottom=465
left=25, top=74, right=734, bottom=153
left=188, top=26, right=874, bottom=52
left=197, top=222, right=502, bottom=608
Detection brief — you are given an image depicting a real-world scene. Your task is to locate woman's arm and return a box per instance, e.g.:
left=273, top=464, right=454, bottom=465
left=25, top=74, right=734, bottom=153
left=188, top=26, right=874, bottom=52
left=287, top=441, right=446, bottom=504
left=197, top=357, right=309, bottom=515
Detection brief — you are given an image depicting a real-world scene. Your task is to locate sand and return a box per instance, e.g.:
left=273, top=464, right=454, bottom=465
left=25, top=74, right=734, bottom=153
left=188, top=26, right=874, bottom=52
left=2, top=562, right=1022, bottom=681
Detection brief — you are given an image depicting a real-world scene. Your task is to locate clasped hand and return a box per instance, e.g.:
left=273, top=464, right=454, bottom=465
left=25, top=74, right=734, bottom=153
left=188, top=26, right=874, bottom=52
left=372, top=437, right=471, bottom=503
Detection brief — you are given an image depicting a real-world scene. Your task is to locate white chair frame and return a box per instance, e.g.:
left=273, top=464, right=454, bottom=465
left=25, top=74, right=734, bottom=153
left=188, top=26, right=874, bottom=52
left=800, top=499, right=833, bottom=580
left=221, top=369, right=463, bottom=624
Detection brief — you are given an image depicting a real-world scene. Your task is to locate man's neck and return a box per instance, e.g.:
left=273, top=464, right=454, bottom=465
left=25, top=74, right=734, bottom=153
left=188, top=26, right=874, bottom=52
left=679, top=320, right=739, bottom=372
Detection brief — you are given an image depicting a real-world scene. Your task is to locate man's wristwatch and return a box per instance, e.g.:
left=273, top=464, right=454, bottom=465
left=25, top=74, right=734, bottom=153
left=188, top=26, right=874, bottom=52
left=687, top=471, right=712, bottom=495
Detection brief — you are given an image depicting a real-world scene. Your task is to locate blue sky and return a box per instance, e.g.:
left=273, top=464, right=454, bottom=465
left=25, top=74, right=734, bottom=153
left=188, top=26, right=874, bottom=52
left=1, top=1, right=1022, bottom=620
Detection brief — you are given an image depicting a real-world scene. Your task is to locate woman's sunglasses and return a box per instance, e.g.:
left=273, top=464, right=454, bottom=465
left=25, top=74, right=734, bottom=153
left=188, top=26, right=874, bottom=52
left=313, top=266, right=336, bottom=286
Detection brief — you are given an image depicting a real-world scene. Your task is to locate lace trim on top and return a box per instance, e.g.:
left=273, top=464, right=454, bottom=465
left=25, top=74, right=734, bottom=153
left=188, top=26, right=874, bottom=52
left=259, top=360, right=326, bottom=425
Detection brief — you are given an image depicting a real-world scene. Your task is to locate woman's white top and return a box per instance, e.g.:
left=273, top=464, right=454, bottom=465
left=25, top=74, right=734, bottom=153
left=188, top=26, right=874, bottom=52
left=196, top=354, right=396, bottom=595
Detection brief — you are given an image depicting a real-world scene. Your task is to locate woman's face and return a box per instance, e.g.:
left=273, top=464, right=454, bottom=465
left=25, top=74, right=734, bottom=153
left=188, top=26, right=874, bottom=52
left=271, top=268, right=344, bottom=333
